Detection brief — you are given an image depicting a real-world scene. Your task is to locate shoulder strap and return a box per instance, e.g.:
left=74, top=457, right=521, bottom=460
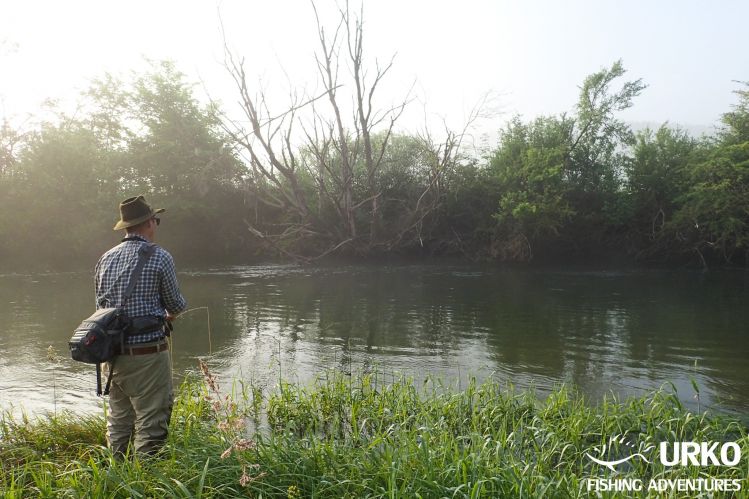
left=120, top=243, right=157, bottom=307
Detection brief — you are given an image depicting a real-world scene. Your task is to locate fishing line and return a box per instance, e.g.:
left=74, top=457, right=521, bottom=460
left=167, top=307, right=213, bottom=373
left=172, top=306, right=213, bottom=355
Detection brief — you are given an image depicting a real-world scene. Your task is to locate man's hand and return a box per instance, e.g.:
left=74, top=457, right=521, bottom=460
left=166, top=313, right=179, bottom=322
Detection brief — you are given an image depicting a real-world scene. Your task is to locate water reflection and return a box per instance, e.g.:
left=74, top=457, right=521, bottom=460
left=1, top=265, right=747, bottom=421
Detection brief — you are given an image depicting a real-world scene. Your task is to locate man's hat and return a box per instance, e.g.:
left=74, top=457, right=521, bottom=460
left=113, top=195, right=165, bottom=230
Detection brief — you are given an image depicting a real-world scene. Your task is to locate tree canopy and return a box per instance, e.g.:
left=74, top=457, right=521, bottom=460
left=0, top=38, right=747, bottom=269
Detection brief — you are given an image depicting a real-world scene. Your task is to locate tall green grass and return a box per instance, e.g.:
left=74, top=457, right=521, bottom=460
left=1, top=368, right=747, bottom=498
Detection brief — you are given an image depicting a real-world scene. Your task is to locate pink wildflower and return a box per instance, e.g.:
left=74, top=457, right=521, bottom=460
left=239, top=467, right=267, bottom=487
left=234, top=438, right=256, bottom=451
left=239, top=467, right=251, bottom=487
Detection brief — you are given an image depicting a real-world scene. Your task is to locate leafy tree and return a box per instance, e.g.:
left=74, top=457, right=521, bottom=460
left=664, top=83, right=749, bottom=266
left=82, top=73, right=131, bottom=151
left=0, top=61, right=252, bottom=267
left=127, top=62, right=243, bottom=196
left=122, top=62, right=250, bottom=261
left=566, top=60, right=645, bottom=192
left=0, top=118, right=23, bottom=177
left=562, top=61, right=645, bottom=253
left=488, top=61, right=645, bottom=261
left=432, top=162, right=499, bottom=258
left=672, top=142, right=749, bottom=265
left=626, top=125, right=698, bottom=259
left=490, top=116, right=573, bottom=260
left=0, top=118, right=26, bottom=261
left=720, top=81, right=749, bottom=145
left=7, top=121, right=119, bottom=265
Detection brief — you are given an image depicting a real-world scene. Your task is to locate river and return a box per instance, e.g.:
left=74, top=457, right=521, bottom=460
left=1, top=264, right=747, bottom=420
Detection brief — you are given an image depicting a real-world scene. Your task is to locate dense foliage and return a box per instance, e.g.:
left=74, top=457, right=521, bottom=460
left=0, top=62, right=250, bottom=268
left=1, top=59, right=747, bottom=268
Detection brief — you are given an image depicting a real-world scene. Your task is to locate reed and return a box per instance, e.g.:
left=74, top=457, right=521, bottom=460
left=1, top=368, right=747, bottom=498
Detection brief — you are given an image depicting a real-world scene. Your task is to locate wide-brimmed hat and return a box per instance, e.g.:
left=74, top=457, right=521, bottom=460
left=113, top=195, right=165, bottom=230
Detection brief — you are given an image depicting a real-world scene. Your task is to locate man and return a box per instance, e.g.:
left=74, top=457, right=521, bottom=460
left=95, top=195, right=187, bottom=456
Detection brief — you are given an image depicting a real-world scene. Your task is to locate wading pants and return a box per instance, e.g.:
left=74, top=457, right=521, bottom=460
left=106, top=345, right=173, bottom=456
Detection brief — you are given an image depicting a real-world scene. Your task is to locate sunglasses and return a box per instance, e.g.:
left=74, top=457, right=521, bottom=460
left=152, top=217, right=161, bottom=226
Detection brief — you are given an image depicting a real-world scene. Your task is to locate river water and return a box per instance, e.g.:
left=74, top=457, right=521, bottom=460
left=1, top=264, right=747, bottom=420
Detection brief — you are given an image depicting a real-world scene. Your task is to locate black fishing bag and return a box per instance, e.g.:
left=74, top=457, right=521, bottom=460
left=69, top=307, right=130, bottom=364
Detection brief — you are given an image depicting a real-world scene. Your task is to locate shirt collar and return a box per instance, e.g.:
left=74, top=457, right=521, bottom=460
left=122, top=234, right=150, bottom=243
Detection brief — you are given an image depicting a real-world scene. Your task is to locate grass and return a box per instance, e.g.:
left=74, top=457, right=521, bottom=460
left=1, top=365, right=748, bottom=498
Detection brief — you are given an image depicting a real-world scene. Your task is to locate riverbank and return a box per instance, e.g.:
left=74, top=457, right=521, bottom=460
left=2, top=369, right=748, bottom=498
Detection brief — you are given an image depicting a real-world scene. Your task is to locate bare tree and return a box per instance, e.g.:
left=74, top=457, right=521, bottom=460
left=219, top=2, right=467, bottom=260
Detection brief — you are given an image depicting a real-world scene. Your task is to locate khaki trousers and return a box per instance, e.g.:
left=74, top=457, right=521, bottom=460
left=106, top=346, right=173, bottom=456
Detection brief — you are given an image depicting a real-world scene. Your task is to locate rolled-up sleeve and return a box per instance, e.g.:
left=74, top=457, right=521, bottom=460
left=158, top=251, right=187, bottom=315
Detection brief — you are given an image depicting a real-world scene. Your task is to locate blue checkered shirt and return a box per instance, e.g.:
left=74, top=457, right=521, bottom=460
left=95, top=234, right=187, bottom=344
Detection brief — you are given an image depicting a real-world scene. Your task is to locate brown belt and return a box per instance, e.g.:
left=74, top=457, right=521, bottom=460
left=122, top=342, right=169, bottom=356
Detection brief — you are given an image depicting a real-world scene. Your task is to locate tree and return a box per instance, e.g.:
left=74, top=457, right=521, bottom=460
left=488, top=61, right=645, bottom=261
left=561, top=61, right=645, bottom=253
left=0, top=117, right=23, bottom=178
left=667, top=84, right=749, bottom=267
left=0, top=118, right=26, bottom=261
left=0, top=62, right=253, bottom=267
left=672, top=142, right=749, bottom=266
left=720, top=81, right=749, bottom=145
left=7, top=121, right=118, bottom=265
left=124, top=61, right=249, bottom=261
left=220, top=3, right=464, bottom=260
left=626, top=125, right=698, bottom=260
left=489, top=116, right=574, bottom=261
left=566, top=60, right=645, bottom=191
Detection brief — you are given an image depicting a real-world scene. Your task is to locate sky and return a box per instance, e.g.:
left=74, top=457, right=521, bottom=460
left=1, top=0, right=747, bottom=145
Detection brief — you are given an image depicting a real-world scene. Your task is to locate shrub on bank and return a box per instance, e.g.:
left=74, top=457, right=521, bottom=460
left=1, top=368, right=747, bottom=498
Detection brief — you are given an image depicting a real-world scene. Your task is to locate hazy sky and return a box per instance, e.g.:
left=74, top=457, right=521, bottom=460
left=1, top=0, right=747, bottom=141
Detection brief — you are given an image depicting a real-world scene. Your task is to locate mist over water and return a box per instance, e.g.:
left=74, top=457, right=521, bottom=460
left=1, top=264, right=747, bottom=420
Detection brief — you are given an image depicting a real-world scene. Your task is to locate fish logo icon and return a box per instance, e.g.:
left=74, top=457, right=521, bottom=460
left=585, top=434, right=656, bottom=472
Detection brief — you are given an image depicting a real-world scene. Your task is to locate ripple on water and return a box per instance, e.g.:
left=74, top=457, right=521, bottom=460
left=1, top=265, right=748, bottom=419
